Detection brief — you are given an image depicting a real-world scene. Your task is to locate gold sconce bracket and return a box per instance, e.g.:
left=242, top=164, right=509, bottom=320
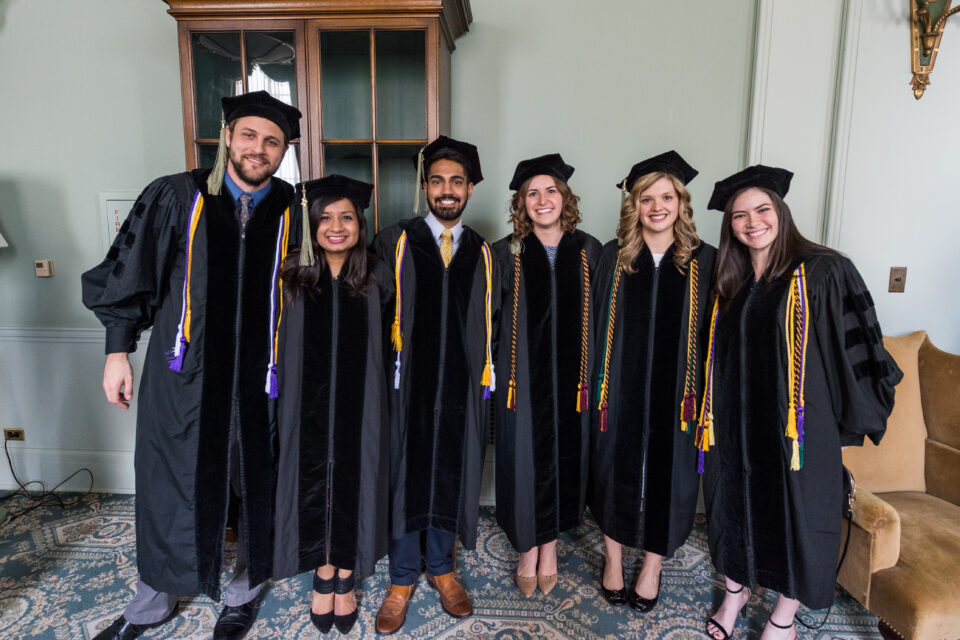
left=911, top=0, right=960, bottom=99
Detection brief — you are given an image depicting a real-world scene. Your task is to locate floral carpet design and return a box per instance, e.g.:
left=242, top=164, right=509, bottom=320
left=0, top=493, right=880, bottom=639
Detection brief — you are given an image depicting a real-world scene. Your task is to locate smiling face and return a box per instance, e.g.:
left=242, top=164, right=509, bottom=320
left=523, top=175, right=564, bottom=233
left=424, top=158, right=473, bottom=223
left=637, top=175, right=680, bottom=240
left=315, top=198, right=360, bottom=259
left=730, top=187, right=780, bottom=269
left=224, top=115, right=287, bottom=191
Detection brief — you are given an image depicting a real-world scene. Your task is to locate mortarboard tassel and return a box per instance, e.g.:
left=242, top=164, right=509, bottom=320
left=298, top=185, right=315, bottom=267
left=206, top=112, right=228, bottom=195
left=620, top=179, right=628, bottom=205
left=412, top=147, right=425, bottom=214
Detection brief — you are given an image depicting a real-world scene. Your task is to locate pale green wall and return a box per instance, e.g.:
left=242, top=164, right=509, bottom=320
left=0, top=0, right=183, bottom=329
left=451, top=0, right=758, bottom=246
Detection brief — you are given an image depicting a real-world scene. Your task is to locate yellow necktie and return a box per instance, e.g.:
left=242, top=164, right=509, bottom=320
left=440, top=229, right=453, bottom=267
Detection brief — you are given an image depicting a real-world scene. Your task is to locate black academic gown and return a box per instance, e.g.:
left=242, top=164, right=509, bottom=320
left=492, top=231, right=601, bottom=552
left=588, top=241, right=716, bottom=556
left=703, top=253, right=901, bottom=609
left=81, top=169, right=293, bottom=600
left=272, top=260, right=393, bottom=578
left=371, top=216, right=498, bottom=550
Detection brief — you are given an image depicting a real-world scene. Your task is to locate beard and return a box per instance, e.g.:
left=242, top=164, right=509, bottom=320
left=427, top=194, right=468, bottom=221
left=228, top=146, right=279, bottom=189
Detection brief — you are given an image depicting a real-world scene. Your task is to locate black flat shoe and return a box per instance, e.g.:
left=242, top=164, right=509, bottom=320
left=213, top=601, right=257, bottom=640
left=629, top=569, right=661, bottom=612
left=333, top=570, right=359, bottom=634
left=311, top=571, right=336, bottom=634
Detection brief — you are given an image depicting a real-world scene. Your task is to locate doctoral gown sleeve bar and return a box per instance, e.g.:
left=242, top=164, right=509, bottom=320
left=81, top=177, right=188, bottom=353
left=811, top=256, right=903, bottom=446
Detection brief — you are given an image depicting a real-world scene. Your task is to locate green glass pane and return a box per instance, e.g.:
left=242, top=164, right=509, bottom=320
left=324, top=144, right=373, bottom=239
left=197, top=143, right=300, bottom=186
left=245, top=32, right=298, bottom=108
left=377, top=144, right=420, bottom=232
left=320, top=32, right=372, bottom=140
left=375, top=31, right=426, bottom=140
left=192, top=32, right=243, bottom=139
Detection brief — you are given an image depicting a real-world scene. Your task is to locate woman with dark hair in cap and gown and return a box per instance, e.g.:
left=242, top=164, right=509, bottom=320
left=699, top=165, right=901, bottom=639
left=272, top=175, right=393, bottom=635
left=589, top=151, right=715, bottom=612
left=493, top=153, right=601, bottom=597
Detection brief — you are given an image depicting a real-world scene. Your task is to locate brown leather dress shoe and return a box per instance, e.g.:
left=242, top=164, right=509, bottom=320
left=428, top=572, right=472, bottom=618
left=375, top=583, right=415, bottom=635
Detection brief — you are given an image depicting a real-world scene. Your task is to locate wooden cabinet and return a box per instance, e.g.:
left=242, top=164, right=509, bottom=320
left=165, top=0, right=472, bottom=232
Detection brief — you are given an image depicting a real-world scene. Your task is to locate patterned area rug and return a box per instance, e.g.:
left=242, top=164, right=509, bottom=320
left=0, top=493, right=880, bottom=639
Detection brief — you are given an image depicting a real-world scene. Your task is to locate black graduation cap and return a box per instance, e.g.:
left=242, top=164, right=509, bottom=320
left=304, top=174, right=373, bottom=210
left=616, top=150, right=698, bottom=192
left=222, top=90, right=302, bottom=141
left=295, top=174, right=373, bottom=267
left=509, top=153, right=575, bottom=191
left=707, top=165, right=794, bottom=211
left=418, top=135, right=483, bottom=184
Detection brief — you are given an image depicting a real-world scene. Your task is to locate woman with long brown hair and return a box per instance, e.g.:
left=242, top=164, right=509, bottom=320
left=589, top=151, right=715, bottom=613
left=493, top=153, right=601, bottom=597
left=271, top=175, right=393, bottom=636
left=700, top=165, right=900, bottom=639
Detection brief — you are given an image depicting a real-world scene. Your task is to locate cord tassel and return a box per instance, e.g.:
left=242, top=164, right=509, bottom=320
left=790, top=439, right=801, bottom=471
left=393, top=352, right=401, bottom=390
left=697, top=449, right=705, bottom=474
left=577, top=384, right=588, bottom=413
left=167, top=336, right=187, bottom=372
left=506, top=380, right=517, bottom=410
left=391, top=319, right=402, bottom=352
left=266, top=365, right=278, bottom=399
left=598, top=403, right=609, bottom=432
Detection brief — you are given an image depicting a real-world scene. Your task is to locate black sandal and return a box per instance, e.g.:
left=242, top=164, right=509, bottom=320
left=705, top=584, right=750, bottom=640
left=768, top=617, right=796, bottom=639
left=311, top=571, right=335, bottom=634
left=333, top=570, right=359, bottom=634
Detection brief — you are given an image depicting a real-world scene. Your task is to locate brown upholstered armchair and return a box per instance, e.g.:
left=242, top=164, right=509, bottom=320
left=839, top=331, right=960, bottom=640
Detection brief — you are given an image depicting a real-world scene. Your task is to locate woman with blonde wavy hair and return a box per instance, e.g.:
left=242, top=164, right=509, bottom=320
left=589, top=151, right=716, bottom=613
left=493, top=153, right=601, bottom=597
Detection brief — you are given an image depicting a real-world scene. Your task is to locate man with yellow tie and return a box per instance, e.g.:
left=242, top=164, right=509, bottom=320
left=372, top=136, right=498, bottom=634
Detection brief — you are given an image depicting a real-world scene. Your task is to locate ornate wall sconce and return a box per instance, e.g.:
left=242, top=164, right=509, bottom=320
left=911, top=0, right=960, bottom=99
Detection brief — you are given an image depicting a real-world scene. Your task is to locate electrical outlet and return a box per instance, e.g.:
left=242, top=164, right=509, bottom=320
left=34, top=259, right=54, bottom=277
left=3, top=428, right=25, bottom=442
left=889, top=266, right=907, bottom=293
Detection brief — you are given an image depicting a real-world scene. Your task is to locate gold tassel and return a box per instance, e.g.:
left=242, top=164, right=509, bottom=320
left=481, top=362, right=491, bottom=387
left=391, top=319, right=402, bottom=352
left=413, top=147, right=425, bottom=214
left=790, top=439, right=801, bottom=471
left=506, top=380, right=517, bottom=410
left=298, top=185, right=315, bottom=267
left=206, top=112, right=228, bottom=195
left=785, top=403, right=798, bottom=439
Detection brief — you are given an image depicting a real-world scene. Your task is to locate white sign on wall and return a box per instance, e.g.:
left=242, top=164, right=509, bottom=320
left=98, top=192, right=140, bottom=253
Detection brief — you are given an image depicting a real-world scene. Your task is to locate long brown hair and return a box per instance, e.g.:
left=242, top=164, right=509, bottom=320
left=282, top=194, right=370, bottom=301
left=618, top=172, right=699, bottom=274
left=508, top=175, right=581, bottom=247
left=714, top=187, right=831, bottom=309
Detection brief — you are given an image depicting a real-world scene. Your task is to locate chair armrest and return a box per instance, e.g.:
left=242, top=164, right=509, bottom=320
left=837, top=488, right=901, bottom=607
left=852, top=488, right=901, bottom=571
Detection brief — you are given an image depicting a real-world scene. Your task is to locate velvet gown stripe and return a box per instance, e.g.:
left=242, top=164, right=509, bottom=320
left=403, top=220, right=479, bottom=533
left=297, top=276, right=368, bottom=570
left=589, top=241, right=715, bottom=556
left=494, top=231, right=599, bottom=551
left=194, top=173, right=288, bottom=597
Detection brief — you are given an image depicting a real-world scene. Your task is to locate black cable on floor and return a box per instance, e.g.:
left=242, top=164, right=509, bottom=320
left=0, top=437, right=94, bottom=526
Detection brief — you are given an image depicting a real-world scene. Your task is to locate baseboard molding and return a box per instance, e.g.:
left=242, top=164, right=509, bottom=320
left=0, top=446, right=134, bottom=494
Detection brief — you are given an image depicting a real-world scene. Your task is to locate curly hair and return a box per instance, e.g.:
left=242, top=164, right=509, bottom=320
left=508, top=175, right=582, bottom=249
left=617, top=172, right=699, bottom=274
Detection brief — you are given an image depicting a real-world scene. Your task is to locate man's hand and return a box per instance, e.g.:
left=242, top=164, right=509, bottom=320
left=103, top=352, right=134, bottom=409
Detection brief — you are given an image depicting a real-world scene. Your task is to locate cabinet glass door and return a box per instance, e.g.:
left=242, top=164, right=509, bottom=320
left=190, top=30, right=301, bottom=185
left=317, top=28, right=427, bottom=231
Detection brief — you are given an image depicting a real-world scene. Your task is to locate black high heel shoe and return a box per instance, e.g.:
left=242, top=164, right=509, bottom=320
left=705, top=584, right=751, bottom=640
left=333, top=570, right=359, bottom=634
left=599, top=563, right=628, bottom=607
left=311, top=571, right=335, bottom=633
left=629, top=569, right=661, bottom=612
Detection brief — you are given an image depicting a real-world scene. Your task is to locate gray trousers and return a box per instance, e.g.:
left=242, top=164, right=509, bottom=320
left=124, top=440, right=260, bottom=624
